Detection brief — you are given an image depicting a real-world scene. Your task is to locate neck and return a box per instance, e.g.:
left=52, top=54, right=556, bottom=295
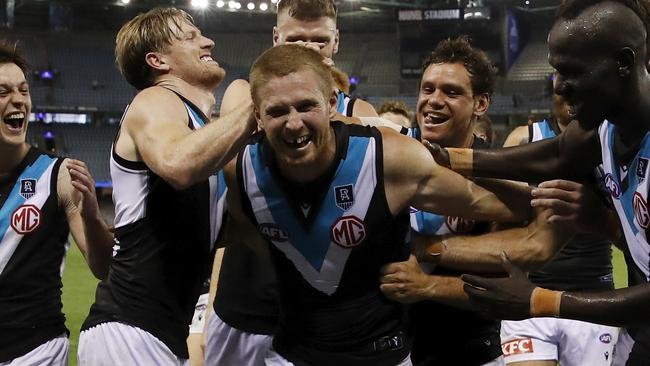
left=154, top=76, right=216, bottom=117
left=0, top=142, right=30, bottom=176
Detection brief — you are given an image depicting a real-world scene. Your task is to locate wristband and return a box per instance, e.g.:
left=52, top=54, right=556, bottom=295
left=530, top=287, right=563, bottom=317
left=447, top=148, right=473, bottom=176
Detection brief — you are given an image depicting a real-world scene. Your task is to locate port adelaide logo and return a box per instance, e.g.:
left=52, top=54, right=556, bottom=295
left=334, top=184, right=354, bottom=211
left=20, top=179, right=36, bottom=199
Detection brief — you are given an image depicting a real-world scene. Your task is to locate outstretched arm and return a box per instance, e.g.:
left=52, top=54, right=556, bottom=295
left=430, top=122, right=602, bottom=182
left=463, top=254, right=650, bottom=327
left=60, top=159, right=113, bottom=280
left=382, top=129, right=531, bottom=223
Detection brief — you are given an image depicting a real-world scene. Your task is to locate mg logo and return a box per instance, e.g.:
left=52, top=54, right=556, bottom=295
left=11, top=204, right=41, bottom=234
left=604, top=174, right=621, bottom=199
left=502, top=338, right=534, bottom=356
left=633, top=192, right=649, bottom=229
left=445, top=216, right=475, bottom=234
left=331, top=215, right=367, bottom=248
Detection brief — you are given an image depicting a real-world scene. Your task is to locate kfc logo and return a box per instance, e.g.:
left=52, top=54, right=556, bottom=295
left=604, top=174, right=621, bottom=199
left=331, top=215, right=367, bottom=248
left=11, top=204, right=41, bottom=234
left=502, top=338, right=534, bottom=357
left=445, top=216, right=475, bottom=234
left=633, top=192, right=649, bottom=229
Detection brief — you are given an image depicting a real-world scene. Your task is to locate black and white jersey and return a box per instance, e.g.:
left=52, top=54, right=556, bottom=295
left=0, top=147, right=68, bottom=362
left=337, top=90, right=357, bottom=117
left=237, top=122, right=411, bottom=366
left=82, top=92, right=216, bottom=359
left=528, top=119, right=614, bottom=291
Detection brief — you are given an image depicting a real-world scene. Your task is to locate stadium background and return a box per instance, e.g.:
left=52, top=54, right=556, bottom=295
left=0, top=0, right=626, bottom=363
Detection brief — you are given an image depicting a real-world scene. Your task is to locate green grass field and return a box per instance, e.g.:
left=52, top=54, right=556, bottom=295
left=62, top=243, right=100, bottom=366
left=60, top=243, right=629, bottom=366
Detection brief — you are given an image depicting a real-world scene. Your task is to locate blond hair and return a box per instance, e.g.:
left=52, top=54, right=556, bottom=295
left=115, top=7, right=194, bottom=90
left=277, top=0, right=337, bottom=21
left=250, top=44, right=334, bottom=106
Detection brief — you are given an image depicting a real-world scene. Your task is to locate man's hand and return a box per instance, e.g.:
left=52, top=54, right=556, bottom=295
left=67, top=159, right=101, bottom=219
left=379, top=255, right=433, bottom=304
left=462, top=252, right=536, bottom=320
left=531, top=179, right=618, bottom=237
left=422, top=140, right=451, bottom=169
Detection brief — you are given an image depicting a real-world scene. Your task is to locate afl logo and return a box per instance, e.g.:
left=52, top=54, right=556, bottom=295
left=599, top=333, right=612, bottom=344
left=258, top=223, right=289, bottom=242
left=604, top=174, right=621, bottom=199
left=633, top=192, right=649, bottom=229
left=445, top=216, right=475, bottom=234
left=331, top=215, right=367, bottom=248
left=11, top=204, right=41, bottom=234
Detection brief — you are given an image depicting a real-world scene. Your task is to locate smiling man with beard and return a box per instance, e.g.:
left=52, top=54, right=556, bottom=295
left=221, top=44, right=532, bottom=366
left=0, top=42, right=113, bottom=366
left=76, top=7, right=256, bottom=366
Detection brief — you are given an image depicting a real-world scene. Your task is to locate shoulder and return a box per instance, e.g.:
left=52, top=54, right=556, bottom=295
left=352, top=98, right=379, bottom=117
left=122, top=87, right=187, bottom=130
left=221, top=79, right=251, bottom=115
left=503, top=125, right=530, bottom=147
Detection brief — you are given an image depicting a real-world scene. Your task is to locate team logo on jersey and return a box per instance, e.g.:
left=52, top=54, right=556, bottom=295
left=331, top=215, right=367, bottom=248
left=334, top=184, right=354, bottom=211
left=445, top=216, right=475, bottom=234
left=11, top=204, right=41, bottom=234
left=20, top=179, right=36, bottom=199
left=258, top=223, right=289, bottom=242
left=604, top=173, right=621, bottom=199
left=599, top=333, right=613, bottom=344
left=638, top=158, right=649, bottom=182
left=633, top=192, right=649, bottom=229
left=502, top=338, right=534, bottom=356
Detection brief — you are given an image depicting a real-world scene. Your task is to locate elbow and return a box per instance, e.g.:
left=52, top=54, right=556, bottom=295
left=520, top=238, right=556, bottom=271
left=158, top=161, right=197, bottom=190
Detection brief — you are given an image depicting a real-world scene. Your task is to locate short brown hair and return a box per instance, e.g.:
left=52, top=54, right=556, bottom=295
left=377, top=100, right=411, bottom=118
left=0, top=41, right=28, bottom=75
left=250, top=44, right=334, bottom=106
left=277, top=0, right=337, bottom=21
left=422, top=36, right=496, bottom=97
left=115, top=7, right=194, bottom=90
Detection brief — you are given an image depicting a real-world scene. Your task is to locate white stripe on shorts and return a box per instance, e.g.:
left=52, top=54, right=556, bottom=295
left=205, top=308, right=273, bottom=366
left=0, top=333, right=68, bottom=366
left=78, top=322, right=188, bottom=366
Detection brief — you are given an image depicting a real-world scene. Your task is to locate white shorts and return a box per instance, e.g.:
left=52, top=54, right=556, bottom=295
left=78, top=322, right=188, bottom=366
left=189, top=293, right=209, bottom=334
left=612, top=328, right=634, bottom=366
left=264, top=347, right=413, bottom=366
left=0, top=333, right=68, bottom=366
left=205, top=308, right=273, bottom=366
left=501, top=318, right=619, bottom=365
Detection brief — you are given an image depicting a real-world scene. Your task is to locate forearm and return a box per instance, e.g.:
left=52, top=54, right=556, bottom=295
left=418, top=214, right=571, bottom=273
left=467, top=140, right=564, bottom=181
left=557, top=284, right=650, bottom=327
left=80, top=214, right=113, bottom=279
left=422, top=275, right=477, bottom=312
left=162, top=101, right=255, bottom=189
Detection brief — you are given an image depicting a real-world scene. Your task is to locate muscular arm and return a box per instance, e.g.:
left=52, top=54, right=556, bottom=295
left=452, top=122, right=602, bottom=182
left=502, top=125, right=530, bottom=148
left=60, top=159, right=113, bottom=279
left=352, top=99, right=379, bottom=117
left=122, top=87, right=256, bottom=190
left=382, top=129, right=531, bottom=223
left=413, top=208, right=572, bottom=273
